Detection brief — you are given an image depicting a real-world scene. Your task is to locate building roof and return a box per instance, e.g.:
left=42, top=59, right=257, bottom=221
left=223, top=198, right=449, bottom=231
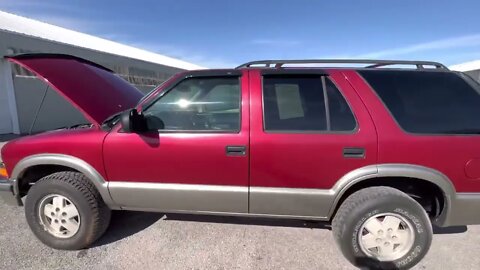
left=0, top=11, right=204, bottom=70
left=450, top=60, right=480, bottom=72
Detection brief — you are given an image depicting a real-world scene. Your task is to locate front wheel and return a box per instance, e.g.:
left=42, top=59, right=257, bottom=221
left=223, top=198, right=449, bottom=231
left=25, top=171, right=111, bottom=250
left=332, top=186, right=433, bottom=270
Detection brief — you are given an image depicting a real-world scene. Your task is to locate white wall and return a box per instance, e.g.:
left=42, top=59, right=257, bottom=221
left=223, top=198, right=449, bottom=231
left=0, top=59, right=19, bottom=134
left=464, top=70, right=480, bottom=82
left=13, top=76, right=87, bottom=134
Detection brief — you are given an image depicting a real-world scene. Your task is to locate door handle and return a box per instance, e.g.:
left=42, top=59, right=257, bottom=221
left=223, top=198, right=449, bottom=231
left=226, top=146, right=246, bottom=156
left=343, top=147, right=365, bottom=158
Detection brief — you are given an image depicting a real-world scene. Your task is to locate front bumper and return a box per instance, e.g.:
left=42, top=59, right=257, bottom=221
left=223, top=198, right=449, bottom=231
left=0, top=178, right=21, bottom=206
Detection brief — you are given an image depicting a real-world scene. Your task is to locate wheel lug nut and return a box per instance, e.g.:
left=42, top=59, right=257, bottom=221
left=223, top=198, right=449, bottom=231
left=55, top=208, right=60, bottom=212
left=384, top=242, right=390, bottom=246
left=392, top=236, right=397, bottom=239
left=51, top=212, right=55, bottom=216
left=54, top=219, right=58, bottom=223
left=376, top=238, right=382, bottom=243
left=378, top=230, right=384, bottom=235
left=388, top=228, right=393, bottom=232
left=62, top=212, right=67, bottom=217
left=61, top=220, right=66, bottom=224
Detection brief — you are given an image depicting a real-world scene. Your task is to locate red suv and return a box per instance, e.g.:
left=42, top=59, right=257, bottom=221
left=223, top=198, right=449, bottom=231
left=1, top=54, right=480, bottom=269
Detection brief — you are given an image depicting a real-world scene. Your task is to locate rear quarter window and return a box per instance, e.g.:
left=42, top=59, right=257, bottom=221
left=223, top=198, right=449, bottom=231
left=359, top=70, right=480, bottom=134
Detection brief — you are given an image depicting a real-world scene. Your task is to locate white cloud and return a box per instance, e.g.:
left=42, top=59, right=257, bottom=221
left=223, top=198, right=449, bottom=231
left=358, top=34, right=480, bottom=58
left=126, top=42, right=235, bottom=68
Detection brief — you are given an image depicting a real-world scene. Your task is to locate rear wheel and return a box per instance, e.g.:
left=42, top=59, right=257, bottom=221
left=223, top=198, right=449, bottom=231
left=332, top=186, right=432, bottom=269
left=25, top=171, right=111, bottom=250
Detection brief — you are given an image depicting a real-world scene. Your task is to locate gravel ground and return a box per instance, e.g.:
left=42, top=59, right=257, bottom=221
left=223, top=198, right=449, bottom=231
left=1, top=143, right=480, bottom=269
left=0, top=204, right=479, bottom=270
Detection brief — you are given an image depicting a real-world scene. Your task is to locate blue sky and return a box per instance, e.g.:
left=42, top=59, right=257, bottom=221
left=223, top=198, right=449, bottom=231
left=0, top=0, right=479, bottom=68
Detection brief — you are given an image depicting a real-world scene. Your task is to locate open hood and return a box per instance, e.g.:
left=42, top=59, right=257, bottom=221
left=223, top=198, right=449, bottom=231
left=6, top=54, right=144, bottom=125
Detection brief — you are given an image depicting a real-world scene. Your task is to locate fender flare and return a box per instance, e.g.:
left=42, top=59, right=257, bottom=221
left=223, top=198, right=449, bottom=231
left=11, top=154, right=118, bottom=209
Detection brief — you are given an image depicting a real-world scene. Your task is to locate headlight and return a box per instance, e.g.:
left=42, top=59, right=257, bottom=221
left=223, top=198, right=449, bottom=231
left=0, top=162, right=8, bottom=178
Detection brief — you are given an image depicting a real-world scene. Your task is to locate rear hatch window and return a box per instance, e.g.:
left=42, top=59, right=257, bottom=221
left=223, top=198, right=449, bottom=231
left=359, top=70, right=480, bottom=134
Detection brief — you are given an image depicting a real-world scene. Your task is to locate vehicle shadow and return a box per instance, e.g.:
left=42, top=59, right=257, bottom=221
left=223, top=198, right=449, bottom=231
left=92, top=211, right=163, bottom=247
left=164, top=212, right=331, bottom=229
left=354, top=257, right=399, bottom=270
left=432, top=225, right=467, bottom=234
left=93, top=210, right=330, bottom=247
left=93, top=210, right=468, bottom=248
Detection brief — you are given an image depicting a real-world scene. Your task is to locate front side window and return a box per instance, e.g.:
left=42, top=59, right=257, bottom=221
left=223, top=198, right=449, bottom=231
left=360, top=70, right=480, bottom=134
left=263, top=75, right=356, bottom=132
left=143, top=77, right=240, bottom=132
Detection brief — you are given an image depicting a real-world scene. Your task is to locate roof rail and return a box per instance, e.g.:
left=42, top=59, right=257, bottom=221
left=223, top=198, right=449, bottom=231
left=236, top=59, right=449, bottom=70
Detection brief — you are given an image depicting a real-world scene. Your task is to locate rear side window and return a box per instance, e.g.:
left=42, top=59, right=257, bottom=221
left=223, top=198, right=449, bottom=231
left=360, top=70, right=480, bottom=134
left=263, top=75, right=356, bottom=132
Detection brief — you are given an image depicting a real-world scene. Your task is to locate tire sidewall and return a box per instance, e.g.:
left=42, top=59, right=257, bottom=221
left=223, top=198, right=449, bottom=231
left=25, top=179, right=96, bottom=250
left=340, top=195, right=432, bottom=269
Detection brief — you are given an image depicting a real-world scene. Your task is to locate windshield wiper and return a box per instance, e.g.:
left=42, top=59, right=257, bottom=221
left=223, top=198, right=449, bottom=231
left=69, top=123, right=92, bottom=129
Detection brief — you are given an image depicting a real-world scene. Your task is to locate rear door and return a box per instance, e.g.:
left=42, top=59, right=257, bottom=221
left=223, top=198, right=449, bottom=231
left=248, top=69, right=378, bottom=218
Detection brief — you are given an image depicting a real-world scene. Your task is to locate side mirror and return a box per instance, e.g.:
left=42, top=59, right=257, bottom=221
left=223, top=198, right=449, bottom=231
left=120, top=109, right=147, bottom=133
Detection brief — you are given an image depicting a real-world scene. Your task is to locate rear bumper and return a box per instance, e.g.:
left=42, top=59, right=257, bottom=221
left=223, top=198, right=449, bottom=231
left=0, top=178, right=21, bottom=206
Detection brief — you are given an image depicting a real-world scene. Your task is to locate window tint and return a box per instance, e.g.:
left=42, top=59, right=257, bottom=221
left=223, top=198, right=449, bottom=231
left=263, top=75, right=356, bottom=132
left=144, top=77, right=240, bottom=131
left=263, top=76, right=326, bottom=131
left=360, top=70, right=480, bottom=134
left=326, top=79, right=357, bottom=131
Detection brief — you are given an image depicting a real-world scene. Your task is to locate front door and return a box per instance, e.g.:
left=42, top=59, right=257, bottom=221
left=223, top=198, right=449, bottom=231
left=248, top=69, right=378, bottom=218
left=104, top=71, right=250, bottom=214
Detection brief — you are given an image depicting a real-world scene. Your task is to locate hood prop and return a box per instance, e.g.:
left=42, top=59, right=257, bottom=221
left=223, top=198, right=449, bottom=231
left=29, top=85, right=49, bottom=135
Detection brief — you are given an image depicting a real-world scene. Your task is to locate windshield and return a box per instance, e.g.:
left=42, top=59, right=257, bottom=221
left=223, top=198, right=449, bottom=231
left=137, top=85, right=161, bottom=105
left=101, top=77, right=177, bottom=130
left=136, top=78, right=173, bottom=106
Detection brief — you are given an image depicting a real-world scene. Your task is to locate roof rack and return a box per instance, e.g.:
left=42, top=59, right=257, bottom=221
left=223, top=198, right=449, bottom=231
left=236, top=59, right=449, bottom=70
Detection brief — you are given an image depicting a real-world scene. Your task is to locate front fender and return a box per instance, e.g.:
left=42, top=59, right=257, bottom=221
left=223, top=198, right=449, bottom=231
left=11, top=154, right=118, bottom=209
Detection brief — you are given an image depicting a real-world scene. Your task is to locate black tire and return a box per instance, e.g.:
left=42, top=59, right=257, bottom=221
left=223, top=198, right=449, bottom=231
left=25, top=171, right=111, bottom=250
left=332, top=186, right=433, bottom=270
